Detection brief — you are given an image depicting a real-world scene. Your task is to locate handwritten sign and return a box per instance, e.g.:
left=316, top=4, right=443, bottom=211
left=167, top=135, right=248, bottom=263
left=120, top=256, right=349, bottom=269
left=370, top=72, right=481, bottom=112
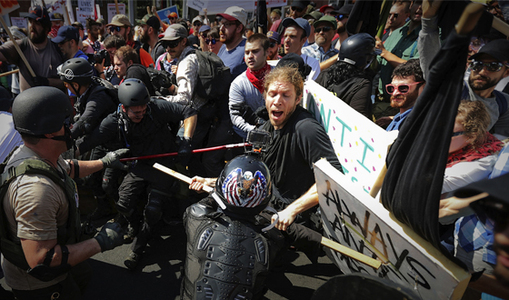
left=0, top=0, right=19, bottom=16
left=315, top=159, right=470, bottom=300
left=77, top=0, right=94, bottom=28
left=302, top=80, right=397, bottom=194
left=10, top=17, right=26, bottom=29
left=107, top=3, right=125, bottom=23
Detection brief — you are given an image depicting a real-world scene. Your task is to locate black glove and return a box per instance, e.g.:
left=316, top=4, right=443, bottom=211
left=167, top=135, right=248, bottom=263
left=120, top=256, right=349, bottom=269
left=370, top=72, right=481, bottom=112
left=94, top=221, right=124, bottom=252
left=100, top=148, right=130, bottom=171
left=231, top=103, right=260, bottom=125
left=178, top=137, right=192, bottom=167
left=33, top=75, right=49, bottom=86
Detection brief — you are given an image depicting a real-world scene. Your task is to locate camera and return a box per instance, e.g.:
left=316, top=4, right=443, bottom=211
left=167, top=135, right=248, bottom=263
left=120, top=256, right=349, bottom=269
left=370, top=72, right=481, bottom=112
left=91, top=49, right=111, bottom=66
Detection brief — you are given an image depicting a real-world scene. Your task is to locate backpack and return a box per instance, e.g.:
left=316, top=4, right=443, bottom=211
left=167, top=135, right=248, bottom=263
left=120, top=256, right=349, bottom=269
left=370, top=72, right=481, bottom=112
left=146, top=66, right=175, bottom=96
left=91, top=76, right=119, bottom=105
left=181, top=50, right=232, bottom=101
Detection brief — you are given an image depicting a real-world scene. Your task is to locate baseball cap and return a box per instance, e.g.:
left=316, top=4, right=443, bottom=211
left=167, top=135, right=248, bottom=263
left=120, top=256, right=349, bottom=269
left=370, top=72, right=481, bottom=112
left=52, top=26, right=79, bottom=43
left=303, top=11, right=323, bottom=21
left=107, top=14, right=131, bottom=27
left=86, top=18, right=101, bottom=29
left=313, top=15, right=337, bottom=30
left=199, top=25, right=211, bottom=34
left=27, top=5, right=50, bottom=24
left=319, top=5, right=334, bottom=13
left=168, top=12, right=178, bottom=18
left=337, top=4, right=354, bottom=16
left=49, top=12, right=63, bottom=21
left=192, top=16, right=203, bottom=25
left=291, top=0, right=310, bottom=10
left=137, top=14, right=160, bottom=30
left=217, top=6, right=248, bottom=25
left=276, top=52, right=312, bottom=78
left=267, top=31, right=280, bottom=43
left=161, top=24, right=188, bottom=41
left=470, top=39, right=509, bottom=62
left=72, top=21, right=84, bottom=30
left=282, top=17, right=311, bottom=37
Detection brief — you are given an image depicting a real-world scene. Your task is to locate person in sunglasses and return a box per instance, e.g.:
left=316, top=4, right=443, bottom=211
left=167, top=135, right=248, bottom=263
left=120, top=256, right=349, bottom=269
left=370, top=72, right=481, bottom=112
left=198, top=24, right=211, bottom=52
left=289, top=0, right=310, bottom=19
left=332, top=4, right=352, bottom=51
left=380, top=59, right=425, bottom=131
left=266, top=30, right=281, bottom=60
left=106, top=14, right=154, bottom=68
left=205, top=27, right=222, bottom=55
left=382, top=1, right=411, bottom=42
left=302, top=15, right=339, bottom=64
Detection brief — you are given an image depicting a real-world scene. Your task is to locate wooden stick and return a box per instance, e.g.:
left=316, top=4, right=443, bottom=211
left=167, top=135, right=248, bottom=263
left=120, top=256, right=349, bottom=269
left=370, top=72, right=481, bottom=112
left=0, top=18, right=36, bottom=77
left=493, top=16, right=509, bottom=37
left=114, top=0, right=120, bottom=15
left=154, top=163, right=382, bottom=269
left=370, top=163, right=387, bottom=199
left=0, top=69, right=19, bottom=78
left=147, top=6, right=151, bottom=15
left=321, top=237, right=382, bottom=269
left=64, top=3, right=71, bottom=25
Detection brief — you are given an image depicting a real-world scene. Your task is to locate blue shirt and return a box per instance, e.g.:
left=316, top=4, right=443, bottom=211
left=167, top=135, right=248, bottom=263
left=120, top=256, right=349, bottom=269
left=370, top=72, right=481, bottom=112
left=386, top=108, right=413, bottom=131
left=301, top=43, right=338, bottom=63
left=218, top=38, right=247, bottom=80
left=73, top=49, right=89, bottom=60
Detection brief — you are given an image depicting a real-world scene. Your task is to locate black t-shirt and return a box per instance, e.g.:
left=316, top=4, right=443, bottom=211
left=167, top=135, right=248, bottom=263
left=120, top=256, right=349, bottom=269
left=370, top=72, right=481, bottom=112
left=187, top=34, right=200, bottom=49
left=125, top=63, right=156, bottom=96
left=260, top=106, right=343, bottom=201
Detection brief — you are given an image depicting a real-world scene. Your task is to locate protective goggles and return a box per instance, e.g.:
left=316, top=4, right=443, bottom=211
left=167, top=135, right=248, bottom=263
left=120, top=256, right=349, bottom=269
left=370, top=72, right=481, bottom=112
left=386, top=81, right=423, bottom=94
left=469, top=60, right=509, bottom=73
left=205, top=38, right=216, bottom=45
left=315, top=26, right=333, bottom=33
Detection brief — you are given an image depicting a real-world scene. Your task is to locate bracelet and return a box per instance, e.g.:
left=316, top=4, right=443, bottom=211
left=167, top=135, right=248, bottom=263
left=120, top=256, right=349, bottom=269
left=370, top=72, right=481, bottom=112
left=71, top=159, right=79, bottom=178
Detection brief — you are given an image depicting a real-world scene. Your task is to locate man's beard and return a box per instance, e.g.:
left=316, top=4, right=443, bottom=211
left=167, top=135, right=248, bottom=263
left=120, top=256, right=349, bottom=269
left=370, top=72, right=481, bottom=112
left=30, top=30, right=46, bottom=44
left=140, top=31, right=150, bottom=44
left=469, top=73, right=499, bottom=91
left=390, top=90, right=418, bottom=109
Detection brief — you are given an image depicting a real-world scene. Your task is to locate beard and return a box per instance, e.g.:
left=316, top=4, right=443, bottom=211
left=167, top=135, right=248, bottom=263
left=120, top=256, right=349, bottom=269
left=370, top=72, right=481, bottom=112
left=30, top=29, right=47, bottom=44
left=390, top=89, right=419, bottom=109
left=469, top=73, right=499, bottom=91
left=140, top=31, right=150, bottom=44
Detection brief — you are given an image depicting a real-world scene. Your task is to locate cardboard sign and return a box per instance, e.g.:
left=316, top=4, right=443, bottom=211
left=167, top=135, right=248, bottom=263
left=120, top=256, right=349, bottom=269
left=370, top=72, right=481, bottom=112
left=302, top=80, right=397, bottom=194
left=77, top=0, right=94, bottom=28
left=0, top=0, right=19, bottom=16
left=10, top=16, right=26, bottom=29
left=314, top=159, right=470, bottom=300
left=157, top=6, right=178, bottom=25
left=107, top=3, right=125, bottom=24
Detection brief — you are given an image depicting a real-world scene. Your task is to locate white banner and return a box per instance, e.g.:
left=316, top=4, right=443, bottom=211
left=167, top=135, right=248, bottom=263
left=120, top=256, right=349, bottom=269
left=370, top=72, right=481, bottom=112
left=302, top=80, right=397, bottom=194
left=315, top=160, right=470, bottom=299
left=187, top=0, right=255, bottom=15
left=107, top=3, right=126, bottom=24
left=77, top=0, right=94, bottom=28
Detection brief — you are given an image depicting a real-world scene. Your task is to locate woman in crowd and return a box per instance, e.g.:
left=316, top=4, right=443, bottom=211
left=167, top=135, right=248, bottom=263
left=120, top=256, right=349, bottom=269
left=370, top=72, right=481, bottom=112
left=206, top=27, right=222, bottom=55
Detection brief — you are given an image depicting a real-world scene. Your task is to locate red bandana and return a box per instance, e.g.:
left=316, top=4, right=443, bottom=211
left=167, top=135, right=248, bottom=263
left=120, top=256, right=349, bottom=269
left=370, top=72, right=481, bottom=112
left=246, top=63, right=271, bottom=94
left=447, top=132, right=503, bottom=168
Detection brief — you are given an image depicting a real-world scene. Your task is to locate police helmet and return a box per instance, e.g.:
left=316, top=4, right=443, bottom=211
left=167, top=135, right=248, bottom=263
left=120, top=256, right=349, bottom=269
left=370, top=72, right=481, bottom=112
left=118, top=78, right=150, bottom=107
left=215, top=155, right=272, bottom=215
left=12, top=86, right=73, bottom=136
left=338, top=33, right=376, bottom=69
left=58, top=57, right=93, bottom=85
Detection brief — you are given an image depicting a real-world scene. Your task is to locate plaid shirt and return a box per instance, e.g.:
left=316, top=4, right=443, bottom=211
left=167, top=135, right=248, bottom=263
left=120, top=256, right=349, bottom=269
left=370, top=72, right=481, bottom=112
left=454, top=142, right=509, bottom=265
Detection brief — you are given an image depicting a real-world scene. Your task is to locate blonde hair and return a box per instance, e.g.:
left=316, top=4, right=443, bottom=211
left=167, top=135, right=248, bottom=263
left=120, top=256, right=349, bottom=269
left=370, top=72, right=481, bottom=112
left=264, top=66, right=304, bottom=99
left=456, top=100, right=491, bottom=147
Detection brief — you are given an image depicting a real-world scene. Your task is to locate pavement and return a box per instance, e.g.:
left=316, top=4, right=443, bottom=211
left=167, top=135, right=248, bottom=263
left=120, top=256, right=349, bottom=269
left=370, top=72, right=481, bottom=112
left=0, top=188, right=340, bottom=300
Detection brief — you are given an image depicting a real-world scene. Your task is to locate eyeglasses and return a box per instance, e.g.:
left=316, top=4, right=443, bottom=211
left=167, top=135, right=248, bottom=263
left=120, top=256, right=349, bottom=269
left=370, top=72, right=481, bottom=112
left=109, top=26, right=124, bottom=33
left=385, top=81, right=423, bottom=94
left=451, top=131, right=465, bottom=137
left=336, top=14, right=349, bottom=21
left=315, top=26, right=332, bottom=33
left=469, top=60, right=509, bottom=73
left=205, top=38, right=216, bottom=45
left=389, top=13, right=399, bottom=19
left=220, top=21, right=237, bottom=28
left=291, top=6, right=305, bottom=12
left=164, top=39, right=181, bottom=49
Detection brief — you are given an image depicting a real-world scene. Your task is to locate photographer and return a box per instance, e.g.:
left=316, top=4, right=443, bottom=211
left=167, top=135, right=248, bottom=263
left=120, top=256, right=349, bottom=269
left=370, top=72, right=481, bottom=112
left=97, top=35, right=126, bottom=85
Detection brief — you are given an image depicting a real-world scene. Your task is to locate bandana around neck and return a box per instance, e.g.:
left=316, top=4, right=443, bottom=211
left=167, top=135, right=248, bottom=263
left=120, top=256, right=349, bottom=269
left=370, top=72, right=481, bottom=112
left=447, top=132, right=503, bottom=168
left=246, top=63, right=271, bottom=94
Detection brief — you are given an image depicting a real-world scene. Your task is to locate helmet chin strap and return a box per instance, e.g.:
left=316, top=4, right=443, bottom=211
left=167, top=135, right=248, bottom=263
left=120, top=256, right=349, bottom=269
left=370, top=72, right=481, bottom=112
left=261, top=206, right=279, bottom=233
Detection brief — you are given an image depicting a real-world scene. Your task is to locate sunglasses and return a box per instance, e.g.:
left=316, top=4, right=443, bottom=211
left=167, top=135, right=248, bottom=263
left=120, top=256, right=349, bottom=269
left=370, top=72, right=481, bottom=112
left=469, top=60, right=509, bottom=73
left=389, top=13, right=399, bottom=19
left=205, top=38, right=216, bottom=45
left=386, top=81, right=423, bottom=94
left=109, top=26, right=124, bottom=33
left=291, top=6, right=305, bottom=12
left=336, top=14, right=349, bottom=21
left=164, top=38, right=181, bottom=48
left=315, top=26, right=332, bottom=33
left=193, top=22, right=202, bottom=27
left=451, top=131, right=465, bottom=137
left=269, top=41, right=277, bottom=48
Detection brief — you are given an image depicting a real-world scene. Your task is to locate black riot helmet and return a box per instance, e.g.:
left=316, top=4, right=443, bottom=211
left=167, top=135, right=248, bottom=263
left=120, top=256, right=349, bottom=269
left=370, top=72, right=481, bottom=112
left=58, top=57, right=93, bottom=86
left=215, top=154, right=272, bottom=216
left=338, top=33, right=376, bottom=69
left=12, top=86, right=73, bottom=136
left=118, top=78, right=150, bottom=107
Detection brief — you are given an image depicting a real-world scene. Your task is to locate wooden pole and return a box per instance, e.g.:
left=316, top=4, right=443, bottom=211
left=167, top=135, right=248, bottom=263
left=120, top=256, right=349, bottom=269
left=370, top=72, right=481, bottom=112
left=114, top=0, right=120, bottom=15
left=0, top=69, right=19, bottom=78
left=154, top=163, right=383, bottom=269
left=493, top=16, right=509, bottom=37
left=63, top=3, right=71, bottom=25
left=0, top=18, right=36, bottom=77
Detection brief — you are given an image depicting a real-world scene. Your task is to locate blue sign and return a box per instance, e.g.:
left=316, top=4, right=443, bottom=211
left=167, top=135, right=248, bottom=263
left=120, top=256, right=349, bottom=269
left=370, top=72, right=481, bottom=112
left=157, top=5, right=178, bottom=24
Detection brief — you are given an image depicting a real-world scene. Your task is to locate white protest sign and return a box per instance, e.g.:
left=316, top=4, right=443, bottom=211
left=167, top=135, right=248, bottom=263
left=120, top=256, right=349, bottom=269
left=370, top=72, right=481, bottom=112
left=187, top=0, right=255, bottom=15
left=77, top=0, right=94, bottom=28
left=315, top=160, right=470, bottom=300
left=66, top=0, right=75, bottom=24
left=10, top=17, right=26, bottom=29
left=302, top=80, right=396, bottom=194
left=0, top=0, right=19, bottom=16
left=261, top=0, right=288, bottom=8
left=107, top=3, right=126, bottom=23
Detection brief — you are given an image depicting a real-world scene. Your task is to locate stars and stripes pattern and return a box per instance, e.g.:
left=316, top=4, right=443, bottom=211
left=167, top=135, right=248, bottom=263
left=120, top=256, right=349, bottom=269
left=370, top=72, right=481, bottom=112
left=222, top=167, right=268, bottom=208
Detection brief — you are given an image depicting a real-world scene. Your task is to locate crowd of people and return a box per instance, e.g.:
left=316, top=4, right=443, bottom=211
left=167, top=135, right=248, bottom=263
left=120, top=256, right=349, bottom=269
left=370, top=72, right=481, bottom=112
left=0, top=0, right=509, bottom=299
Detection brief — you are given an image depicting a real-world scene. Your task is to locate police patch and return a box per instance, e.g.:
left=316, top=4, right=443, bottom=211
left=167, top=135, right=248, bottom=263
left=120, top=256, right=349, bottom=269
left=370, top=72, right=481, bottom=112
left=222, top=167, right=268, bottom=208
